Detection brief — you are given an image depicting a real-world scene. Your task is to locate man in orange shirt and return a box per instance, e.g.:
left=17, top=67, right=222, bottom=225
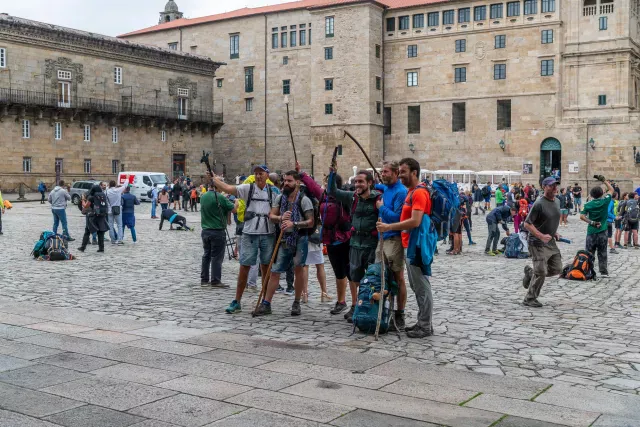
left=377, top=158, right=434, bottom=338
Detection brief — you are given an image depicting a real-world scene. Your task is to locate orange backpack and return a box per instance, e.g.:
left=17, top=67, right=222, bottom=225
left=191, top=188, right=197, bottom=199
left=518, top=199, right=529, bottom=218
left=561, top=250, right=596, bottom=281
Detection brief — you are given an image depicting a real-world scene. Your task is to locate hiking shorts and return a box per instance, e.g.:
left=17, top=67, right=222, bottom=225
left=327, top=241, right=351, bottom=280
left=375, top=236, right=405, bottom=272
left=574, top=197, right=582, bottom=206
left=615, top=219, right=623, bottom=230
left=561, top=209, right=569, bottom=215
left=484, top=196, right=491, bottom=203
left=349, top=246, right=376, bottom=283
left=607, top=223, right=613, bottom=238
left=625, top=221, right=639, bottom=231
left=240, top=233, right=275, bottom=266
left=272, top=236, right=308, bottom=273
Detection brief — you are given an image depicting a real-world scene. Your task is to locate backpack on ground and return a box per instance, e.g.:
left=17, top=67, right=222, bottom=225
left=352, top=263, right=398, bottom=335
left=92, top=193, right=108, bottom=216
left=625, top=199, right=639, bottom=223
left=32, top=231, right=55, bottom=258
left=561, top=250, right=596, bottom=281
left=428, top=180, right=460, bottom=241
left=45, top=235, right=70, bottom=261
left=504, top=233, right=527, bottom=259
left=3, top=200, right=12, bottom=209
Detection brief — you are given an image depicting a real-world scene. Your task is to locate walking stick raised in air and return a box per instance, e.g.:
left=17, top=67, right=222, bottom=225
left=252, top=229, right=285, bottom=317
left=374, top=218, right=386, bottom=341
left=201, top=151, right=235, bottom=260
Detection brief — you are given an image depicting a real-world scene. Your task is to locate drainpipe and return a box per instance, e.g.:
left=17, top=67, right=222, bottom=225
left=381, top=8, right=386, bottom=161
left=585, top=123, right=590, bottom=194
left=264, top=15, right=268, bottom=165
left=179, top=28, right=183, bottom=51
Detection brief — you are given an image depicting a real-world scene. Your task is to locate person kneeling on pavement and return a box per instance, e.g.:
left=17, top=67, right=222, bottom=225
left=159, top=208, right=193, bottom=231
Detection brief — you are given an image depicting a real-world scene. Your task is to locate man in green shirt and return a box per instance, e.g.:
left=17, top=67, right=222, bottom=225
left=200, top=184, right=237, bottom=287
left=580, top=178, right=614, bottom=276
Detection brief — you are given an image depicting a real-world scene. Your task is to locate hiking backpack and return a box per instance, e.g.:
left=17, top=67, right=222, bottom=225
left=561, top=250, right=596, bottom=281
left=626, top=199, right=639, bottom=223
left=504, top=233, right=527, bottom=259
left=45, top=235, right=70, bottom=261
left=352, top=263, right=398, bottom=335
left=428, top=179, right=460, bottom=241
left=147, top=189, right=153, bottom=199
left=92, top=192, right=109, bottom=216
left=518, top=199, right=529, bottom=218
left=319, top=192, right=351, bottom=244
left=481, top=185, right=491, bottom=198
left=32, top=231, right=55, bottom=258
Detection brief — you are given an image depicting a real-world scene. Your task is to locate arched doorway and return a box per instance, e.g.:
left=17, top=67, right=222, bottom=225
left=540, top=137, right=561, bottom=183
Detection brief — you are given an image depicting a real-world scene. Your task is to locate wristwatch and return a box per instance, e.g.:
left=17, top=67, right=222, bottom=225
left=293, top=222, right=299, bottom=230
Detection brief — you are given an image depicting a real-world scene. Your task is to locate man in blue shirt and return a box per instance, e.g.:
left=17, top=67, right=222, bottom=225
left=375, top=160, right=408, bottom=329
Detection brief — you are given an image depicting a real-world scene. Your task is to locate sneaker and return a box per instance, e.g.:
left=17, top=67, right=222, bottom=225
left=485, top=250, right=497, bottom=256
left=225, top=301, right=242, bottom=314
left=344, top=306, right=355, bottom=323
left=406, top=327, right=433, bottom=339
left=523, top=265, right=533, bottom=289
left=523, top=299, right=543, bottom=308
left=291, top=301, right=301, bottom=316
left=77, top=246, right=85, bottom=253
left=394, top=312, right=406, bottom=330
left=634, top=245, right=640, bottom=249
left=615, top=243, right=623, bottom=248
left=201, top=281, right=210, bottom=287
left=275, top=286, right=286, bottom=294
left=96, top=249, right=104, bottom=253
left=211, top=281, right=230, bottom=289
left=405, top=323, right=417, bottom=332
left=284, top=286, right=294, bottom=296
left=253, top=303, right=272, bottom=317
left=469, top=241, right=477, bottom=245
left=609, top=248, right=618, bottom=254
left=330, top=301, right=347, bottom=315
left=66, top=237, right=75, bottom=242
left=117, top=241, right=124, bottom=246
left=600, top=271, right=609, bottom=277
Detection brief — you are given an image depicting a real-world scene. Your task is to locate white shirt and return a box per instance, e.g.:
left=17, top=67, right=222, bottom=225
left=237, top=183, right=278, bottom=235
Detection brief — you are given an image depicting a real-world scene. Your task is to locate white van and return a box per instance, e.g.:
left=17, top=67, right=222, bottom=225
left=118, top=171, right=169, bottom=202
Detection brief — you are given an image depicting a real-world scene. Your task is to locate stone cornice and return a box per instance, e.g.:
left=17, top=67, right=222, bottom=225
left=0, top=14, right=224, bottom=77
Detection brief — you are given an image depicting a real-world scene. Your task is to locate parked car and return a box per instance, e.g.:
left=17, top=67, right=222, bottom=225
left=69, top=180, right=101, bottom=205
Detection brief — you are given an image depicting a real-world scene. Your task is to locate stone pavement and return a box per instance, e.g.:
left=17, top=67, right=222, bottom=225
left=0, top=202, right=639, bottom=426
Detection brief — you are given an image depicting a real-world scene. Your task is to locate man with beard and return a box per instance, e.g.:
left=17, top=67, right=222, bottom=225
left=329, top=169, right=381, bottom=323
left=253, top=171, right=314, bottom=316
left=375, top=160, right=408, bottom=329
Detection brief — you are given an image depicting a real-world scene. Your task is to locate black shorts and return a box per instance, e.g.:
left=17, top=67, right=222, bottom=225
left=626, top=221, right=639, bottom=231
left=607, top=223, right=613, bottom=238
left=349, top=246, right=376, bottom=283
left=327, top=241, right=351, bottom=281
left=615, top=219, right=622, bottom=230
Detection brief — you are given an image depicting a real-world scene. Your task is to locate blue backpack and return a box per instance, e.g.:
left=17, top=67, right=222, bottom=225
left=31, top=231, right=56, bottom=258
left=429, top=180, right=460, bottom=241
left=504, top=233, right=527, bottom=259
left=352, top=264, right=398, bottom=335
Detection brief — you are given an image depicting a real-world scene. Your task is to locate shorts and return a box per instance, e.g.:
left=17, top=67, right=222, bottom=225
left=484, top=196, right=491, bottom=203
left=349, top=246, right=376, bottom=283
left=574, top=197, right=582, bottom=206
left=560, top=209, right=568, bottom=215
left=239, top=233, right=275, bottom=266
left=625, top=221, right=639, bottom=231
left=607, top=223, right=613, bottom=238
left=305, top=248, right=324, bottom=266
left=615, top=219, right=623, bottom=230
left=272, top=236, right=308, bottom=273
left=327, top=241, right=351, bottom=280
left=375, top=236, right=405, bottom=272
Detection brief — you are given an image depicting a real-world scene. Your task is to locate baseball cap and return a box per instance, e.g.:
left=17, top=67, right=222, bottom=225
left=253, top=164, right=270, bottom=174
left=541, top=177, right=559, bottom=187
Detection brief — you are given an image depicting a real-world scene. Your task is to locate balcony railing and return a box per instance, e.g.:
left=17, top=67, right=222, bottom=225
left=600, top=3, right=614, bottom=14
left=0, top=88, right=222, bottom=125
left=583, top=5, right=597, bottom=15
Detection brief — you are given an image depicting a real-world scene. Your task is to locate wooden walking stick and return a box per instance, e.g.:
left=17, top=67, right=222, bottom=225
left=343, top=130, right=381, bottom=181
left=374, top=218, right=386, bottom=341
left=285, top=100, right=297, bottom=164
left=252, top=229, right=286, bottom=317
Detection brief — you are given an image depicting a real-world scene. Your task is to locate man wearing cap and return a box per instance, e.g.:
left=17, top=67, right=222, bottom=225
left=211, top=165, right=278, bottom=314
left=522, top=177, right=562, bottom=308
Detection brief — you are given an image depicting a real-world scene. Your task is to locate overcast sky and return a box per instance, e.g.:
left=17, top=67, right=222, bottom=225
left=2, top=0, right=285, bottom=36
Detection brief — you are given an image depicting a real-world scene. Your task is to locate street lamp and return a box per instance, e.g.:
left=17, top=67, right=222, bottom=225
left=409, top=142, right=415, bottom=153
left=634, top=146, right=640, bottom=164
left=499, top=139, right=506, bottom=151
left=589, top=138, right=595, bottom=150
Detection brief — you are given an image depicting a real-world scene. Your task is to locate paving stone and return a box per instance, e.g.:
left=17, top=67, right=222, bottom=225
left=371, top=357, right=548, bottom=399
left=26, top=322, right=95, bottom=335
left=0, top=339, right=65, bottom=360
left=0, top=408, right=62, bottom=427
left=0, top=354, right=36, bottom=372
left=130, top=421, right=179, bottom=427
left=42, top=377, right=178, bottom=411
left=535, top=384, right=640, bottom=419
left=90, top=363, right=185, bottom=385
left=0, top=313, right=42, bottom=326
left=33, top=352, right=119, bottom=372
left=193, top=349, right=275, bottom=367
left=128, top=394, right=245, bottom=427
left=71, top=330, right=143, bottom=344
left=96, top=346, right=195, bottom=368
left=205, top=408, right=326, bottom=427
left=226, top=389, right=354, bottom=423
left=155, top=376, right=252, bottom=400
left=17, top=333, right=122, bottom=358
left=495, top=416, right=567, bottom=427
left=129, top=325, right=213, bottom=341
left=591, top=414, right=640, bottom=427
left=380, top=379, right=480, bottom=405
left=329, top=409, right=439, bottom=427
left=601, top=377, right=640, bottom=389
left=43, top=404, right=145, bottom=427
left=126, top=338, right=211, bottom=356
left=0, top=363, right=87, bottom=389
left=466, top=394, right=600, bottom=427
left=0, top=324, right=46, bottom=339
left=0, top=382, right=85, bottom=417
left=281, top=379, right=503, bottom=427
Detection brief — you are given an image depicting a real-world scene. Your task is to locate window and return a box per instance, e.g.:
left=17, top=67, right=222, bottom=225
left=325, top=16, right=335, bottom=37
left=325, top=103, right=333, bottom=114
left=217, top=78, right=223, bottom=88
left=112, top=160, right=120, bottom=175
left=178, top=98, right=188, bottom=119
left=177, top=88, right=189, bottom=97
left=507, top=1, right=520, bottom=16
left=375, top=44, right=381, bottom=58
left=84, top=159, right=91, bottom=174
left=281, top=32, right=287, bottom=48
left=376, top=76, right=381, bottom=90
left=54, top=122, right=62, bottom=140
left=454, top=67, right=466, bottom=83
left=230, top=34, right=239, bottom=59
left=23, top=157, right=31, bottom=173
left=427, top=12, right=439, bottom=27
left=414, top=14, right=425, bottom=28
left=161, top=130, right=167, bottom=142
left=290, top=31, right=297, bottom=47
left=55, top=158, right=63, bottom=174
left=443, top=10, right=455, bottom=25
left=452, top=102, right=466, bottom=132
left=407, top=71, right=418, bottom=87
left=407, top=44, right=418, bottom=58
left=475, top=6, right=487, bottom=21
left=542, top=0, right=555, bottom=13
left=84, top=124, right=91, bottom=142
left=598, top=95, right=607, bottom=106
left=168, top=42, right=178, bottom=50
left=455, top=39, right=466, bottom=52
left=458, top=8, right=470, bottom=23
left=383, top=107, right=391, bottom=135
left=494, top=63, right=506, bottom=80
left=599, top=16, right=607, bottom=30
left=114, top=67, right=122, bottom=85
left=541, top=59, right=554, bottom=76
left=325, top=78, right=333, bottom=90
left=245, top=98, right=253, bottom=111
left=524, top=0, right=537, bottom=15
left=324, top=47, right=333, bottom=60
left=272, top=32, right=278, bottom=49
left=283, top=56, right=289, bottom=65
left=22, top=119, right=30, bottom=139
left=309, top=23, right=312, bottom=45
left=376, top=101, right=381, bottom=114
left=495, top=35, right=506, bottom=48
left=497, top=100, right=511, bottom=130
left=541, top=29, right=554, bottom=43
left=57, top=70, right=71, bottom=80
left=399, top=16, right=410, bottom=30
left=300, top=29, right=306, bottom=45
left=408, top=105, right=420, bottom=134
left=112, top=127, right=118, bottom=143
left=490, top=3, right=504, bottom=19
left=0, top=48, right=5, bottom=68
left=245, top=67, right=254, bottom=92
left=283, top=79, right=290, bottom=95
left=386, top=17, right=395, bottom=31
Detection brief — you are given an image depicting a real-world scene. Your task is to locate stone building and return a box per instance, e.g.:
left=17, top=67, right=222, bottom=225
left=0, top=14, right=223, bottom=192
left=121, top=0, right=640, bottom=189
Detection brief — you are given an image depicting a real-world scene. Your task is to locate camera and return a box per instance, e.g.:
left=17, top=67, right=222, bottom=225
left=593, top=175, right=606, bottom=182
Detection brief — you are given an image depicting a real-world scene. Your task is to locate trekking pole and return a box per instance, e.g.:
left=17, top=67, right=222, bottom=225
left=374, top=219, right=386, bottom=341
left=252, top=229, right=285, bottom=317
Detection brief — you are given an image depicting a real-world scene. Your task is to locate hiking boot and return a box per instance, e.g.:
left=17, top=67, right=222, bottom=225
left=291, top=300, right=302, bottom=316
left=66, top=237, right=75, bottom=242
left=609, top=248, right=618, bottom=254
left=96, top=249, right=104, bottom=253
left=600, top=271, right=609, bottom=277
left=330, top=301, right=347, bottom=315
left=344, top=306, right=355, bottom=323
left=253, top=303, right=272, bottom=317
left=201, top=281, right=210, bottom=287
left=405, top=323, right=417, bottom=332
left=211, top=281, right=230, bottom=289
left=284, top=286, right=294, bottom=296
left=77, top=246, right=85, bottom=253
left=523, top=299, right=543, bottom=308
left=523, top=265, right=533, bottom=289
left=225, top=301, right=242, bottom=314
left=275, top=286, right=285, bottom=294
left=394, top=312, right=406, bottom=330
left=117, top=241, right=124, bottom=246
left=406, top=327, right=433, bottom=339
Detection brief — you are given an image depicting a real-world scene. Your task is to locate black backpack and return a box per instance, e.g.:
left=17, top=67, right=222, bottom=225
left=481, top=186, right=491, bottom=198
left=147, top=189, right=153, bottom=199
left=626, top=199, right=639, bottom=223
left=92, top=193, right=109, bottom=216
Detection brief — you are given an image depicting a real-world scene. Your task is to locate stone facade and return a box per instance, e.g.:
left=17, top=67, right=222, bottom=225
left=122, top=0, right=640, bottom=189
left=0, top=14, right=223, bottom=192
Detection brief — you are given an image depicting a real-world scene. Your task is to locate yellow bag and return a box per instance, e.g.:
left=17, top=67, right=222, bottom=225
left=3, top=200, right=12, bottom=209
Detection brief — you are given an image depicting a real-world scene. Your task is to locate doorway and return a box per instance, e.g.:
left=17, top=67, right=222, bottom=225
left=540, top=137, right=561, bottom=184
left=172, top=153, right=185, bottom=180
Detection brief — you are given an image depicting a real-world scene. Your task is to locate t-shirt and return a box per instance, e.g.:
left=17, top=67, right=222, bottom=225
left=572, top=186, right=582, bottom=198
left=556, top=194, right=567, bottom=209
left=581, top=195, right=612, bottom=235
left=401, top=186, right=432, bottom=248
left=525, top=196, right=561, bottom=246
left=273, top=193, right=313, bottom=235
left=236, top=183, right=278, bottom=235
left=200, top=191, right=234, bottom=230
